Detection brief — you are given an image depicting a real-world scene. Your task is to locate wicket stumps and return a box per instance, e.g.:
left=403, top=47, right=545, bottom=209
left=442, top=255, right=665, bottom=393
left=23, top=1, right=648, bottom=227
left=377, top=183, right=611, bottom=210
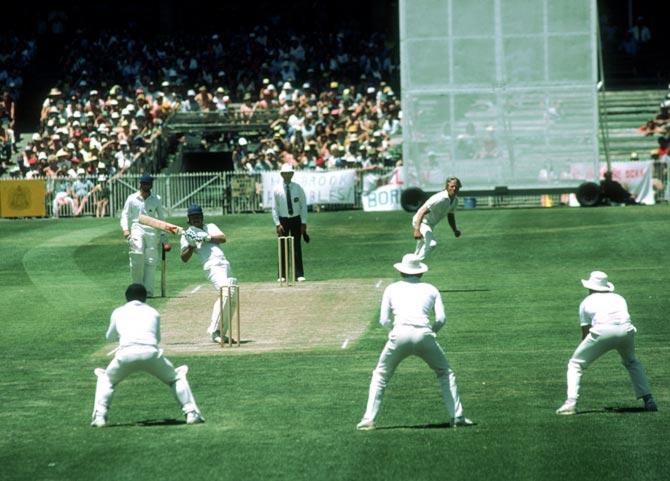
left=277, top=235, right=296, bottom=286
left=218, top=281, right=241, bottom=348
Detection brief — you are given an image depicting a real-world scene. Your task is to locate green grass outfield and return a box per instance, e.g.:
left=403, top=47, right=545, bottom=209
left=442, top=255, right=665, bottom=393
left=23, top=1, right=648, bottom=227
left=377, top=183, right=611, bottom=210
left=1, top=206, right=668, bottom=481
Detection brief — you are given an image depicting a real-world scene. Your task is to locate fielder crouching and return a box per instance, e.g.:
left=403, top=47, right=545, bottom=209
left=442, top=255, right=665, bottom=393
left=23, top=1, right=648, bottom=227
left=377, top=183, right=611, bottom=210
left=91, top=283, right=204, bottom=427
left=179, top=204, right=237, bottom=344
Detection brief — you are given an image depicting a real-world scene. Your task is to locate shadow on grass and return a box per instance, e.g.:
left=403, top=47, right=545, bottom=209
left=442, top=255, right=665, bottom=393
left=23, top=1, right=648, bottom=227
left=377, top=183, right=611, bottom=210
left=576, top=406, right=648, bottom=415
left=376, top=421, right=477, bottom=430
left=105, top=418, right=186, bottom=428
left=438, top=289, right=491, bottom=293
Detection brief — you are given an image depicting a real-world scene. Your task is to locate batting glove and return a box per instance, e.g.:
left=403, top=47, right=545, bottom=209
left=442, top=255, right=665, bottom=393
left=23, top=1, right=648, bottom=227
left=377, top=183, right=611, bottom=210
left=196, top=232, right=211, bottom=243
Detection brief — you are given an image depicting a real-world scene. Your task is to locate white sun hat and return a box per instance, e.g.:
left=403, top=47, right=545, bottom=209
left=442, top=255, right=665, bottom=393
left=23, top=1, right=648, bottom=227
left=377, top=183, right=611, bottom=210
left=394, top=254, right=428, bottom=275
left=581, top=271, right=614, bottom=292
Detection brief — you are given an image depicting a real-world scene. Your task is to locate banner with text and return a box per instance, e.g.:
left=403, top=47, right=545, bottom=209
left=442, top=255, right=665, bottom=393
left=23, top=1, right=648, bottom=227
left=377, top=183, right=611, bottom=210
left=569, top=161, right=655, bottom=205
left=262, top=169, right=357, bottom=207
left=361, top=166, right=406, bottom=212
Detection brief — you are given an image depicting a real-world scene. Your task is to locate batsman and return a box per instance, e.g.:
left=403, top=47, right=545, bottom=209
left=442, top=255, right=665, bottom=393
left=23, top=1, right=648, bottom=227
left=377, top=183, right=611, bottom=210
left=120, top=174, right=168, bottom=297
left=180, top=204, right=237, bottom=344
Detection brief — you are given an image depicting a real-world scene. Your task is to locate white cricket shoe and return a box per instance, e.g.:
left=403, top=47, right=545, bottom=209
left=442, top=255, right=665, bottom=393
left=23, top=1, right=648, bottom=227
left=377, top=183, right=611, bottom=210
left=91, top=414, right=107, bottom=428
left=211, top=331, right=222, bottom=343
left=556, top=400, right=577, bottom=415
left=277, top=277, right=286, bottom=282
left=186, top=411, right=205, bottom=425
left=453, top=416, right=474, bottom=427
left=356, top=419, right=376, bottom=431
left=297, top=276, right=306, bottom=282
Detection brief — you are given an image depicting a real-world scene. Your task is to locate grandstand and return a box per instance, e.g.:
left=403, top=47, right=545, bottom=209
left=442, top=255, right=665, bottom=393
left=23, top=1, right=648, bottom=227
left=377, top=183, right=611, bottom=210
left=1, top=1, right=669, bottom=217
left=599, top=88, right=666, bottom=160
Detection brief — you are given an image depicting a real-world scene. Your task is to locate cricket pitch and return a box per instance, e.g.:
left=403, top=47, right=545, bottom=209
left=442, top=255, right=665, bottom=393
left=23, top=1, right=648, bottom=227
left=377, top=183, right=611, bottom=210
left=158, top=278, right=386, bottom=355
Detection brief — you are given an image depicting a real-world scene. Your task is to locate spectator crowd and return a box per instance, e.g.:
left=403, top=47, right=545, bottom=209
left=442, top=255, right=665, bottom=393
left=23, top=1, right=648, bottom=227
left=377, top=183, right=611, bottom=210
left=1, top=21, right=401, bottom=186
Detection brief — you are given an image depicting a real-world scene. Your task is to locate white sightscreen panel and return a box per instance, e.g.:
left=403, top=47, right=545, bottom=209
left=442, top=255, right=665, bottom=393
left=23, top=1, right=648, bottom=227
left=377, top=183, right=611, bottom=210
left=400, top=0, right=599, bottom=191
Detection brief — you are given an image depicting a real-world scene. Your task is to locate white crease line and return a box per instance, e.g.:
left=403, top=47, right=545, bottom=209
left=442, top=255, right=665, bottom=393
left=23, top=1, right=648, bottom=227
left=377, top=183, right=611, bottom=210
left=191, top=285, right=203, bottom=294
left=341, top=339, right=350, bottom=349
left=375, top=280, right=383, bottom=288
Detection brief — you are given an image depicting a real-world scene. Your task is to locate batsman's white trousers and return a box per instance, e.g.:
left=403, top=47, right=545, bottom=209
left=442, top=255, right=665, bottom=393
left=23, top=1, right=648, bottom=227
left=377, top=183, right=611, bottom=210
left=93, top=345, right=200, bottom=418
left=206, top=262, right=237, bottom=337
left=413, top=223, right=437, bottom=261
left=565, top=324, right=652, bottom=401
left=128, top=224, right=159, bottom=296
left=362, top=325, right=463, bottom=422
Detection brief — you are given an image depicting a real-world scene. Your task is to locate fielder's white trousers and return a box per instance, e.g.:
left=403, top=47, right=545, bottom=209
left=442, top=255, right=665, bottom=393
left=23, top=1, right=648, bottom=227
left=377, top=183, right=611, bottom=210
left=206, top=262, right=237, bottom=337
left=128, top=224, right=159, bottom=296
left=565, top=324, right=652, bottom=401
left=92, top=345, right=201, bottom=418
left=362, top=325, right=464, bottom=423
left=413, top=223, right=437, bottom=261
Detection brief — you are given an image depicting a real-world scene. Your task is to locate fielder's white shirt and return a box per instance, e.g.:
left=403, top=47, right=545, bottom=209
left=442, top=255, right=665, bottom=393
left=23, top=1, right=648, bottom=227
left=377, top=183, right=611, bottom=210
left=271, top=180, right=307, bottom=224
left=120, top=192, right=167, bottom=231
left=579, top=292, right=633, bottom=328
left=106, top=300, right=161, bottom=348
left=412, top=191, right=458, bottom=228
left=380, top=277, right=446, bottom=331
left=179, top=223, right=227, bottom=270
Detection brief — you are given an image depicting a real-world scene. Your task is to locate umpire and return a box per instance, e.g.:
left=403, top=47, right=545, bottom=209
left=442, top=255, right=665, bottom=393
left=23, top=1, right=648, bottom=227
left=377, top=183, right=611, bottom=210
left=271, top=163, right=308, bottom=282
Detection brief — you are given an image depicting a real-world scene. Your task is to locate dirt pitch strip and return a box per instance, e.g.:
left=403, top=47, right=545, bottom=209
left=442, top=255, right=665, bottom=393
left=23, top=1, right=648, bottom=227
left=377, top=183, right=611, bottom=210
left=156, top=278, right=387, bottom=355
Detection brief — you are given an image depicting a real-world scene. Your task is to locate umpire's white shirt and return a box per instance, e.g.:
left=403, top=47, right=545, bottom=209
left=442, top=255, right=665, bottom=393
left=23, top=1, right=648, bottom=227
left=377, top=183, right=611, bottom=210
left=579, top=292, right=634, bottom=332
left=412, top=191, right=458, bottom=228
left=106, top=300, right=160, bottom=348
left=120, top=192, right=167, bottom=231
left=380, top=278, right=446, bottom=332
left=271, top=181, right=307, bottom=224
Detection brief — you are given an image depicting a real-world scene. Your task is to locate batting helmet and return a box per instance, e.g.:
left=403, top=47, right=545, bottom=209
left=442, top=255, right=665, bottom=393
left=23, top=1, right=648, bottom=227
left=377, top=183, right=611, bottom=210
left=187, top=204, right=203, bottom=217
left=139, top=173, right=154, bottom=184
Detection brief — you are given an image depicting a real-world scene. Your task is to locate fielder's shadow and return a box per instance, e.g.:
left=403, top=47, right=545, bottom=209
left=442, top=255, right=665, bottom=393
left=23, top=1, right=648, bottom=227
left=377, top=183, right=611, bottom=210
left=439, top=289, right=491, bottom=293
left=105, top=418, right=186, bottom=428
left=375, top=421, right=476, bottom=430
left=575, top=406, right=648, bottom=415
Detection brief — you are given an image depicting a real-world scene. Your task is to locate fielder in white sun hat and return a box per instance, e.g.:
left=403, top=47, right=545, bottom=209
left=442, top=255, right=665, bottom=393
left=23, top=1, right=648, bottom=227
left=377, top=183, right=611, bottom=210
left=393, top=253, right=428, bottom=275
left=580, top=271, right=614, bottom=292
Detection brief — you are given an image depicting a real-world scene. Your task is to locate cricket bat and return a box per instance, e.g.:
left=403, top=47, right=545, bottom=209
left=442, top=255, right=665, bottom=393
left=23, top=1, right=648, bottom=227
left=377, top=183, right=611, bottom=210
left=138, top=214, right=184, bottom=235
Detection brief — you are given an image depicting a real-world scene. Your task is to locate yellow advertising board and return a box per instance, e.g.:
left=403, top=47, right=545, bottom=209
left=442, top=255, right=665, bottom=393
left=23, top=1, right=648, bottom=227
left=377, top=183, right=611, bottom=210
left=0, top=179, right=47, bottom=218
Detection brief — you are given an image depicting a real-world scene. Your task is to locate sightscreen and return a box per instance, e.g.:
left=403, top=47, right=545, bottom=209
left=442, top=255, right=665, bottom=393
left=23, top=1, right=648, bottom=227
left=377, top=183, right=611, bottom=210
left=400, top=0, right=599, bottom=191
